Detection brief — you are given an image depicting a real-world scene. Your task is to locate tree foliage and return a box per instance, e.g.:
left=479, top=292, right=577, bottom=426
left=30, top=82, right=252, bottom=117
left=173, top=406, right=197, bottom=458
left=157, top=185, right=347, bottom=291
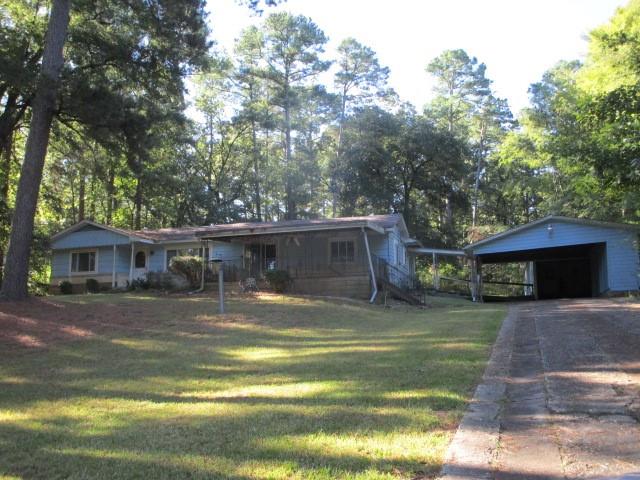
left=2, top=1, right=640, bottom=296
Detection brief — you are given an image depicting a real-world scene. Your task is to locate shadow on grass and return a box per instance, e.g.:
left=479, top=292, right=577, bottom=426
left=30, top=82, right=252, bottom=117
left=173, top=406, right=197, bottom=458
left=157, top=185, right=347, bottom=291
left=0, top=293, right=504, bottom=479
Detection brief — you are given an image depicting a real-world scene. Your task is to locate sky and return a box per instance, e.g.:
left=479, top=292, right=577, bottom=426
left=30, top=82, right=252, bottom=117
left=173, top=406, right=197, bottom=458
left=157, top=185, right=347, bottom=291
left=204, top=0, right=628, bottom=115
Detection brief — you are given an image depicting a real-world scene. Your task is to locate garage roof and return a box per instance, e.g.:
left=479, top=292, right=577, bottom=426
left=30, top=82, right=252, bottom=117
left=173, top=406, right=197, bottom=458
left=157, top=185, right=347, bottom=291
left=466, top=215, right=640, bottom=252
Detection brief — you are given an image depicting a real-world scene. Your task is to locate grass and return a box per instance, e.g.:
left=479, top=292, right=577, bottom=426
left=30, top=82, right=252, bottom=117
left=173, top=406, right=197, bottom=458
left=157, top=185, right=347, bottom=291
left=0, top=292, right=505, bottom=479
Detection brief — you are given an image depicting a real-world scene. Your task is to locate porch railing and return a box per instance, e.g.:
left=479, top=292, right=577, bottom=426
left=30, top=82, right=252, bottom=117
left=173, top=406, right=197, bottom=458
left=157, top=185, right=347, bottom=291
left=205, top=257, right=371, bottom=283
left=206, top=251, right=423, bottom=297
left=371, top=254, right=421, bottom=292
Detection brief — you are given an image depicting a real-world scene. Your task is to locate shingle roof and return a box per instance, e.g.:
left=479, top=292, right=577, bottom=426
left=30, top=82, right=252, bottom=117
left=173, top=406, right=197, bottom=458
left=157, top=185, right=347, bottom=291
left=133, top=214, right=404, bottom=242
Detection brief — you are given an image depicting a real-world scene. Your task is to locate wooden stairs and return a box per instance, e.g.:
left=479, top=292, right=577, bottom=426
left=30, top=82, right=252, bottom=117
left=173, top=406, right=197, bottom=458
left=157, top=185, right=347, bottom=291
left=377, top=278, right=424, bottom=305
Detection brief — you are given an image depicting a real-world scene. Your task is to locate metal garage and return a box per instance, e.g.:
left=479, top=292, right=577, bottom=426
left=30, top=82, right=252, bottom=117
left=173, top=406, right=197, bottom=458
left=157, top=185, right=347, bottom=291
left=465, top=216, right=640, bottom=301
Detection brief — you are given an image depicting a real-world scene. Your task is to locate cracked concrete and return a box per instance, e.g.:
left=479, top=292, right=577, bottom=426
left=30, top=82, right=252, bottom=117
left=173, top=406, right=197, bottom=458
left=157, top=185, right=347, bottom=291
left=440, top=299, right=640, bottom=480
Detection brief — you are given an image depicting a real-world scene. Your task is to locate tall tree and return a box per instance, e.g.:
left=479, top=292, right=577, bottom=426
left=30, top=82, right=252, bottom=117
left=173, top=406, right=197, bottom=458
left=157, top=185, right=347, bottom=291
left=234, top=27, right=270, bottom=221
left=1, top=0, right=70, bottom=300
left=260, top=12, right=330, bottom=219
left=425, top=49, right=490, bottom=135
left=1, top=0, right=210, bottom=299
left=331, top=38, right=391, bottom=215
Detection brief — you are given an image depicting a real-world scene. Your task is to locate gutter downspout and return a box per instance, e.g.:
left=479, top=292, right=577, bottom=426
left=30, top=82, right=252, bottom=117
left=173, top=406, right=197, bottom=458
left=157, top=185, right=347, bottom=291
left=362, top=227, right=378, bottom=303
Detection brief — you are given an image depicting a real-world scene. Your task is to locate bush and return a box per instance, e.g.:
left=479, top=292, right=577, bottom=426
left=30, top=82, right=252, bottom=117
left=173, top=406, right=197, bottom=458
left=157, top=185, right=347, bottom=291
left=58, top=280, right=73, bottom=295
left=129, top=278, right=150, bottom=291
left=169, top=256, right=203, bottom=288
left=264, top=270, right=292, bottom=293
left=85, top=278, right=100, bottom=294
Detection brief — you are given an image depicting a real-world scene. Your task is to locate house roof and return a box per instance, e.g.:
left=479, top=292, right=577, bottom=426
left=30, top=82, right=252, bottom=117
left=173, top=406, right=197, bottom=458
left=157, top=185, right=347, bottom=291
left=50, top=219, right=154, bottom=244
left=465, top=215, right=640, bottom=252
left=196, top=214, right=408, bottom=239
left=131, top=225, right=219, bottom=242
left=51, top=214, right=418, bottom=245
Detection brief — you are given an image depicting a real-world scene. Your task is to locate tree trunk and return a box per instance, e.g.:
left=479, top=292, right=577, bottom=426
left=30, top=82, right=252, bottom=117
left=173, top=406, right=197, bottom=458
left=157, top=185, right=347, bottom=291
left=1, top=0, right=70, bottom=300
left=471, top=121, right=487, bottom=227
left=106, top=164, right=115, bottom=224
left=78, top=172, right=86, bottom=221
left=134, top=176, right=142, bottom=230
left=0, top=93, right=19, bottom=166
left=332, top=89, right=348, bottom=217
left=252, top=118, right=261, bottom=221
left=0, top=129, right=12, bottom=286
left=283, top=80, right=295, bottom=220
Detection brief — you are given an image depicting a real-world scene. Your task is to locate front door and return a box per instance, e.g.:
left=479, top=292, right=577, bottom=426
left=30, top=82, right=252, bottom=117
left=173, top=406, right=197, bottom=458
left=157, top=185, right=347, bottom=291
left=133, top=249, right=148, bottom=280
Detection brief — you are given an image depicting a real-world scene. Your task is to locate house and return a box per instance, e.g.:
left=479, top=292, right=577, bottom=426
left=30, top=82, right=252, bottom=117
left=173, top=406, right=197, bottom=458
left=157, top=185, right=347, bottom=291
left=464, top=215, right=640, bottom=300
left=49, top=214, right=420, bottom=300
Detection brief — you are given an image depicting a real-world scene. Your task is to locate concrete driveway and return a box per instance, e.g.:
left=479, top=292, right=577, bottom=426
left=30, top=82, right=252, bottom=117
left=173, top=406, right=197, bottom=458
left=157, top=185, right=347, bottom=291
left=442, top=299, right=640, bottom=480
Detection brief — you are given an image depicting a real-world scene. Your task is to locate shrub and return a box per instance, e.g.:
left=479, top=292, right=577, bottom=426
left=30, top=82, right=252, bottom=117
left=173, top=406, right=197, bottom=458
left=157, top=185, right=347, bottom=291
left=264, top=269, right=292, bottom=293
left=128, top=278, right=150, bottom=291
left=85, top=278, right=100, bottom=294
left=58, top=280, right=73, bottom=295
left=169, top=256, right=203, bottom=288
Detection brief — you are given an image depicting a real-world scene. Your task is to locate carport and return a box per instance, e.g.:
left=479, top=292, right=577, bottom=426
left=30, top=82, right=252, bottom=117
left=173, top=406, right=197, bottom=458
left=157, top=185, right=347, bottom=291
left=465, top=216, right=639, bottom=301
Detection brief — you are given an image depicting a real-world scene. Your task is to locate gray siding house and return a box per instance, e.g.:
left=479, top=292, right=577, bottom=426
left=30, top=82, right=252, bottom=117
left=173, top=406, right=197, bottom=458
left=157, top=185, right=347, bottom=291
left=50, top=214, right=419, bottom=299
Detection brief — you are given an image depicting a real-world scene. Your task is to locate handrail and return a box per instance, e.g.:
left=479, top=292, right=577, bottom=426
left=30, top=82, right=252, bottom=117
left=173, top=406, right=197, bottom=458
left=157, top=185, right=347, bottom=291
left=361, top=227, right=378, bottom=303
left=440, top=276, right=470, bottom=284
left=371, top=253, right=421, bottom=292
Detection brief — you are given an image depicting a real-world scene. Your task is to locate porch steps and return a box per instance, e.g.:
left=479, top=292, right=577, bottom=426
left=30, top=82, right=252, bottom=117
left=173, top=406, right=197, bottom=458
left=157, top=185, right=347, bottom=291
left=377, top=278, right=424, bottom=305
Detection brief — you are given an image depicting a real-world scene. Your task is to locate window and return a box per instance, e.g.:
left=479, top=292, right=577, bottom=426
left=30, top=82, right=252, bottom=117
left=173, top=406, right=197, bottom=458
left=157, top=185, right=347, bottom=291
left=330, top=240, right=355, bottom=263
left=396, top=242, right=405, bottom=265
left=166, top=247, right=209, bottom=269
left=71, top=251, right=96, bottom=273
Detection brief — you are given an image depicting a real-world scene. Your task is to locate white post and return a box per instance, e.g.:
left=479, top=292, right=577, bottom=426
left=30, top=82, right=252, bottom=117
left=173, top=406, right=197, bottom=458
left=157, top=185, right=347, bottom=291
left=129, top=242, right=135, bottom=285
left=218, top=264, right=224, bottom=314
left=432, top=252, right=440, bottom=291
left=112, top=244, right=117, bottom=288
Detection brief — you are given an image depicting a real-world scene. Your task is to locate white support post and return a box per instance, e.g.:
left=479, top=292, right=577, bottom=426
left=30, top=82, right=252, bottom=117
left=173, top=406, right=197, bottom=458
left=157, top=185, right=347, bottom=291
left=470, top=256, right=478, bottom=302
left=477, top=258, right=484, bottom=303
left=432, top=252, right=440, bottom=291
left=112, top=244, right=117, bottom=288
left=218, top=265, right=225, bottom=314
left=129, top=242, right=135, bottom=285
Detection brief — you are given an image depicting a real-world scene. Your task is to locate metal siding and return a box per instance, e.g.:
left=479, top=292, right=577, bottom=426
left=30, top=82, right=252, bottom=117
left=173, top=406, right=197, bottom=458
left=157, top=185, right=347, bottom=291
left=387, top=226, right=410, bottom=274
left=97, top=246, right=112, bottom=273
left=52, top=229, right=130, bottom=249
left=117, top=246, right=131, bottom=273
left=606, top=233, right=639, bottom=291
left=148, top=246, right=166, bottom=272
left=473, top=220, right=639, bottom=292
left=370, top=234, right=389, bottom=261
left=51, top=251, right=70, bottom=277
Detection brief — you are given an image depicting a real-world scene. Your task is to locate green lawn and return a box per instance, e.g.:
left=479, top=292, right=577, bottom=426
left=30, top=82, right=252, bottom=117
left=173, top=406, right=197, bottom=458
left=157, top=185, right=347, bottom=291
left=0, top=292, right=505, bottom=480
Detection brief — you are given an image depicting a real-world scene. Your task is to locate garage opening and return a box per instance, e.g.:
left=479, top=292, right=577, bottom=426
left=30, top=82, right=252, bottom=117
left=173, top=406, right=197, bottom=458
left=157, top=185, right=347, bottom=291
left=477, top=243, right=607, bottom=301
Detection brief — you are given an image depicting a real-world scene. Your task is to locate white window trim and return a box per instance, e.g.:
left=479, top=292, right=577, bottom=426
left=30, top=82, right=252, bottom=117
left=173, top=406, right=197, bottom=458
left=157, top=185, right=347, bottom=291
left=69, top=249, right=99, bottom=276
left=396, top=240, right=406, bottom=266
left=328, top=237, right=357, bottom=264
